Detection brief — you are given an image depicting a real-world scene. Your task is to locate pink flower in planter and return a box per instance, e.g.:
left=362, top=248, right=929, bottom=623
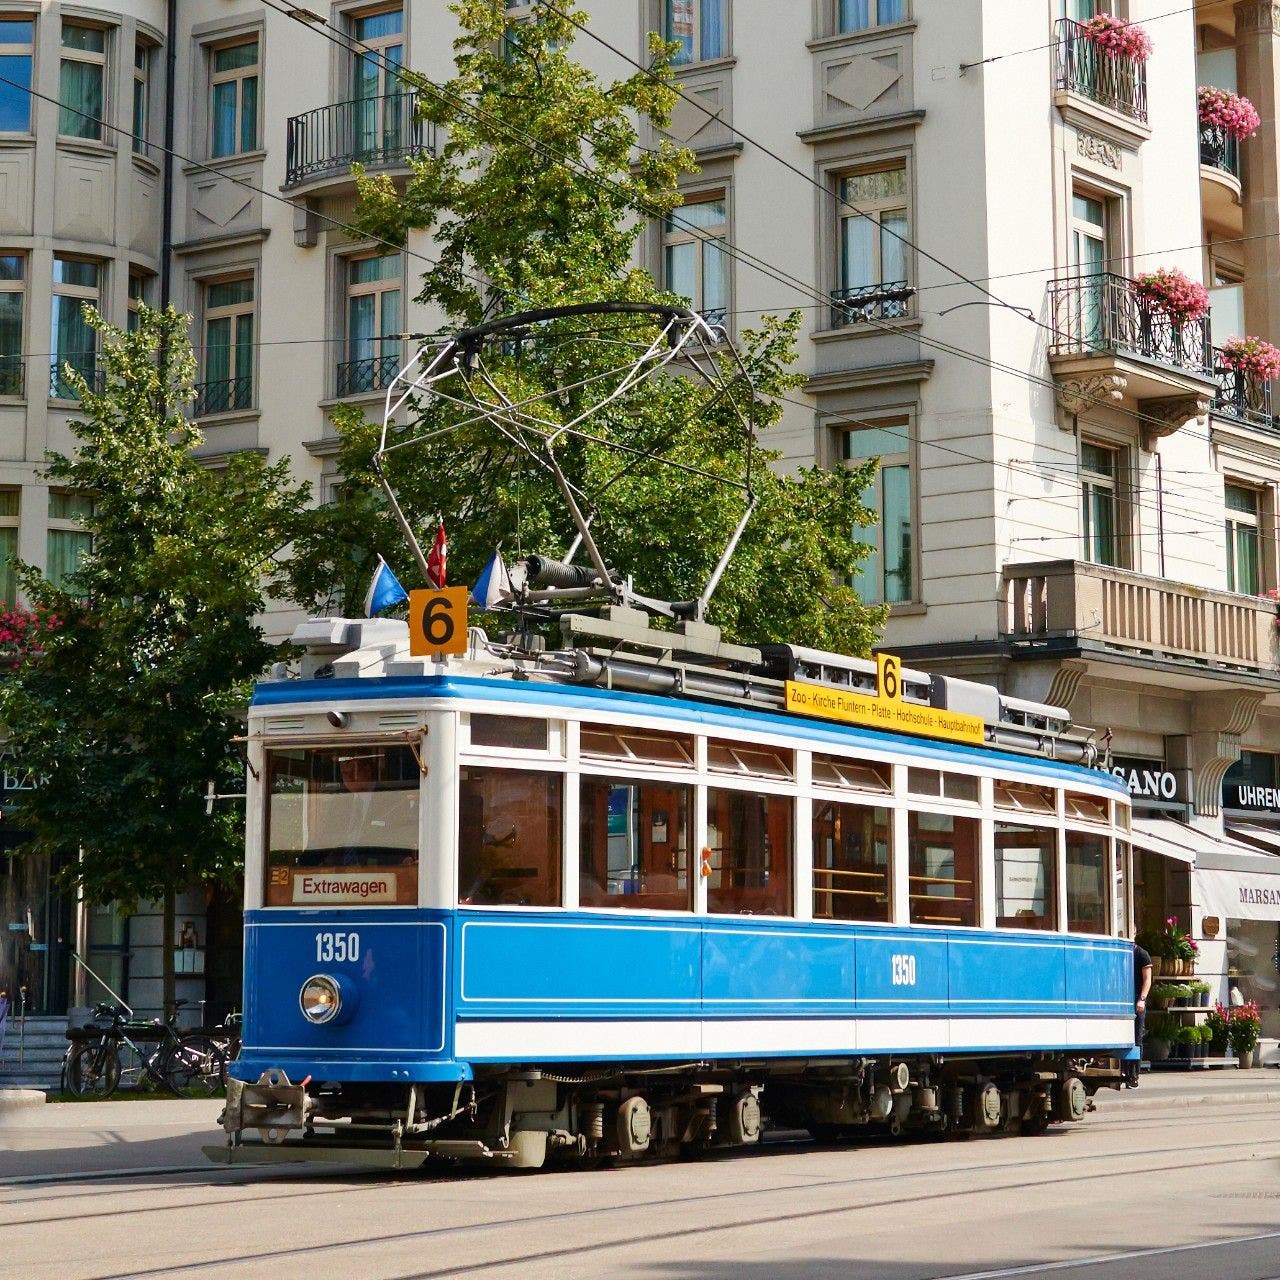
left=1220, top=335, right=1280, bottom=381
left=1133, top=268, right=1210, bottom=324
left=1198, top=86, right=1261, bottom=140
left=1080, top=14, right=1153, bottom=62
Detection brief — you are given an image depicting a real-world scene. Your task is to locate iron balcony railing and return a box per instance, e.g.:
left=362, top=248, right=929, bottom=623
left=49, top=358, right=105, bottom=400
left=285, top=92, right=435, bottom=189
left=193, top=374, right=253, bottom=417
left=1199, top=122, right=1241, bottom=179
left=1054, top=18, right=1148, bottom=123
left=336, top=353, right=400, bottom=397
left=1212, top=351, right=1275, bottom=429
left=1047, top=272, right=1213, bottom=376
left=830, top=280, right=912, bottom=330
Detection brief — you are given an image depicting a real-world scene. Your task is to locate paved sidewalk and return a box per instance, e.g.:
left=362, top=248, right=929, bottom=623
left=1093, top=1064, right=1280, bottom=1110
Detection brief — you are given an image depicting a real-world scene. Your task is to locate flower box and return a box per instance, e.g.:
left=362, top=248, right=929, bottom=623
left=1198, top=86, right=1260, bottom=141
left=1080, top=15, right=1152, bottom=63
left=1133, top=269, right=1210, bottom=325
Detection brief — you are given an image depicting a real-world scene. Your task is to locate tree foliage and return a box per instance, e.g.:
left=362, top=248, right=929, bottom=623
left=289, top=0, right=884, bottom=654
left=0, top=307, right=308, bottom=904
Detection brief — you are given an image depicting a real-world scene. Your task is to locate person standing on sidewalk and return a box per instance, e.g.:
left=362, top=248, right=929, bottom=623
left=1126, top=940, right=1153, bottom=1087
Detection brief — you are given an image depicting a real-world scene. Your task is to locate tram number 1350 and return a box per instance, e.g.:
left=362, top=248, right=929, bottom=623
left=315, top=931, right=360, bottom=964
left=891, top=953, right=917, bottom=986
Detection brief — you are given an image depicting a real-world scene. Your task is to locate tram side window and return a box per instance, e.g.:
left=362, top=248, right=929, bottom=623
left=908, top=811, right=978, bottom=927
left=264, top=745, right=419, bottom=907
left=813, top=800, right=891, bottom=922
left=579, top=777, right=692, bottom=910
left=1066, top=829, right=1108, bottom=934
left=994, top=822, right=1058, bottom=931
left=458, top=767, right=562, bottom=907
left=706, top=788, right=793, bottom=916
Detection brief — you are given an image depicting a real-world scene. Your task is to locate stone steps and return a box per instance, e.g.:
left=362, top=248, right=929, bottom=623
left=0, top=1016, right=71, bottom=1091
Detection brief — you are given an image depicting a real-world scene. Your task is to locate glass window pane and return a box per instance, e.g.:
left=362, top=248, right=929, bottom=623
left=458, top=766, right=562, bottom=907
left=702, top=239, right=726, bottom=314
left=1225, top=484, right=1259, bottom=515
left=0, top=55, right=32, bottom=131
left=1065, top=830, right=1108, bottom=934
left=664, top=0, right=695, bottom=65
left=211, top=80, right=236, bottom=157
left=680, top=199, right=725, bottom=231
left=579, top=777, right=691, bottom=911
left=881, top=212, right=908, bottom=283
left=355, top=9, right=403, bottom=41
left=207, top=277, right=253, bottom=308
left=666, top=241, right=695, bottom=302
left=0, top=524, right=16, bottom=605
left=879, top=0, right=906, bottom=21
left=1233, top=524, right=1260, bottom=594
left=53, top=258, right=99, bottom=289
left=0, top=20, right=33, bottom=43
left=843, top=425, right=906, bottom=459
left=843, top=168, right=907, bottom=204
left=908, top=811, right=979, bottom=927
left=49, top=491, right=92, bottom=521
left=841, top=217, right=875, bottom=292
left=1072, top=193, right=1105, bottom=226
left=214, top=41, right=258, bottom=73
left=470, top=715, right=548, bottom=750
left=0, top=255, right=21, bottom=282
left=700, top=0, right=724, bottom=59
left=1087, top=485, right=1116, bottom=566
left=348, top=293, right=374, bottom=360
left=706, top=788, right=793, bottom=916
left=0, top=291, right=22, bottom=354
left=852, top=472, right=882, bottom=604
left=1081, top=443, right=1115, bottom=477
left=350, top=255, right=399, bottom=285
left=240, top=75, right=258, bottom=153
left=59, top=59, right=103, bottom=139
left=813, top=800, right=890, bottom=922
left=204, top=315, right=230, bottom=384
left=265, top=745, right=421, bottom=907
left=62, top=24, right=105, bottom=54
left=840, top=0, right=872, bottom=30
left=995, top=823, right=1057, bottom=930
left=47, top=528, right=92, bottom=587
left=882, top=463, right=912, bottom=603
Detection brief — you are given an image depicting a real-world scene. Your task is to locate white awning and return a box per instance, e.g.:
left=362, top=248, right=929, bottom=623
left=1196, top=861, right=1280, bottom=922
left=1129, top=817, right=1199, bottom=865
left=1225, top=822, right=1280, bottom=856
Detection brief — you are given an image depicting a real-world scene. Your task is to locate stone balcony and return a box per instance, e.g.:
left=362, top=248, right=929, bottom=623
left=1002, top=560, right=1279, bottom=677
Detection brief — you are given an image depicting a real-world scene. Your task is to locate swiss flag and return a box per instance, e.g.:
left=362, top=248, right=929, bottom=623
left=426, top=521, right=447, bottom=589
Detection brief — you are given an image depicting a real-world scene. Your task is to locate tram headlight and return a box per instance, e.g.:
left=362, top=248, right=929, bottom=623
left=299, top=974, right=343, bottom=1025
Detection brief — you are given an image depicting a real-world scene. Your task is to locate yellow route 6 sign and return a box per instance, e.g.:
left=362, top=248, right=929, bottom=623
left=408, top=587, right=469, bottom=657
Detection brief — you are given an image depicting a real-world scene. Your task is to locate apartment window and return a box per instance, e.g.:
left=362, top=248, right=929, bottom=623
left=0, top=18, right=34, bottom=132
left=1081, top=441, right=1120, bottom=567
left=1225, top=483, right=1262, bottom=595
left=340, top=255, right=401, bottom=396
left=0, top=253, right=23, bottom=396
left=908, top=811, right=979, bottom=928
left=838, top=0, right=907, bottom=32
left=127, top=270, right=151, bottom=333
left=995, top=822, right=1058, bottom=931
left=836, top=164, right=908, bottom=323
left=199, top=276, right=254, bottom=415
left=1210, top=265, right=1244, bottom=344
left=50, top=256, right=100, bottom=399
left=664, top=195, right=727, bottom=324
left=133, top=42, right=151, bottom=156
left=0, top=489, right=17, bottom=605
left=60, top=23, right=107, bottom=142
left=47, top=491, right=93, bottom=588
left=352, top=7, right=405, bottom=160
left=664, top=1, right=725, bottom=65
left=843, top=421, right=913, bottom=605
left=1061, top=0, right=1101, bottom=20
left=210, top=38, right=259, bottom=158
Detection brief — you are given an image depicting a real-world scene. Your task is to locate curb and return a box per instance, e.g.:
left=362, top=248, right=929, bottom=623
left=1096, top=1088, right=1280, bottom=1111
left=0, top=1088, right=47, bottom=1111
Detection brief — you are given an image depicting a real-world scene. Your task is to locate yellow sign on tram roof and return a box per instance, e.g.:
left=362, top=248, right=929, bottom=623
left=784, top=678, right=986, bottom=747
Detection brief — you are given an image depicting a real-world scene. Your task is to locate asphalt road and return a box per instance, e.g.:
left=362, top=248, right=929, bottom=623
left=1, top=1074, right=1279, bottom=1280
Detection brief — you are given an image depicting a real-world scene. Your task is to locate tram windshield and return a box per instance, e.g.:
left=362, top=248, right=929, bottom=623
left=264, top=745, right=420, bottom=907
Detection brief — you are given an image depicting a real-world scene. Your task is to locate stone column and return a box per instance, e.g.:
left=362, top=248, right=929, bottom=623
left=1236, top=2, right=1280, bottom=340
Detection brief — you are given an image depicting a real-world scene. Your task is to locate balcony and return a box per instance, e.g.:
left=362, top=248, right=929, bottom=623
left=193, top=375, right=253, bottom=418
left=336, top=353, right=399, bottom=398
left=829, top=281, right=912, bottom=330
left=1212, top=351, right=1274, bottom=430
left=1200, top=124, right=1240, bottom=179
left=1054, top=18, right=1148, bottom=124
left=1199, top=123, right=1243, bottom=235
left=49, top=359, right=105, bottom=401
left=1003, top=560, right=1279, bottom=676
left=284, top=93, right=435, bottom=191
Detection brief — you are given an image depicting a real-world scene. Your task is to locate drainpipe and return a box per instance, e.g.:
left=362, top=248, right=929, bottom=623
left=1156, top=451, right=1166, bottom=579
left=159, top=0, right=176, bottom=314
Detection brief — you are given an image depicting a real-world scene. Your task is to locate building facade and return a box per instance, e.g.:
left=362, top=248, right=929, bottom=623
left=1, top=1, right=1278, bottom=1043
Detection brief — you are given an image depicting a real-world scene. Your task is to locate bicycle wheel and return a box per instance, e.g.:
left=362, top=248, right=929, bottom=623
left=67, top=1040, right=121, bottom=1099
left=165, top=1033, right=228, bottom=1097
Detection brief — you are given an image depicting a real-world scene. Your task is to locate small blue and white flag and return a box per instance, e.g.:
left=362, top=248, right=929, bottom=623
left=470, top=546, right=512, bottom=610
left=363, top=555, right=409, bottom=617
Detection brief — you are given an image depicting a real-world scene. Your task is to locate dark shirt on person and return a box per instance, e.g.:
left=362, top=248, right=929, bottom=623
left=1133, top=943, right=1152, bottom=992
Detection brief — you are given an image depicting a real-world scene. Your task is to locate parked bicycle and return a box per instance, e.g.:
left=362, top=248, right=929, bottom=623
left=64, top=1001, right=227, bottom=1099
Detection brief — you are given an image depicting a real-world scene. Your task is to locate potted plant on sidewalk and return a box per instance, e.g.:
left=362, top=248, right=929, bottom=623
left=1228, top=1001, right=1262, bottom=1070
left=1144, top=1011, right=1178, bottom=1063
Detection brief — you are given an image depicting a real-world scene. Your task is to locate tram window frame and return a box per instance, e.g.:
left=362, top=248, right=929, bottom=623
left=907, top=810, right=980, bottom=928
left=993, top=781, right=1057, bottom=815
left=457, top=765, right=563, bottom=908
left=1063, top=790, right=1109, bottom=824
left=263, top=744, right=421, bottom=908
left=811, top=753, right=891, bottom=794
left=706, top=740, right=794, bottom=780
left=812, top=798, right=892, bottom=923
left=1065, top=828, right=1110, bottom=935
left=993, top=821, right=1059, bottom=931
left=467, top=713, right=553, bottom=754
left=907, top=768, right=979, bottom=804
left=580, top=726, right=695, bottom=768
left=706, top=786, right=794, bottom=917
left=579, top=775, right=693, bottom=912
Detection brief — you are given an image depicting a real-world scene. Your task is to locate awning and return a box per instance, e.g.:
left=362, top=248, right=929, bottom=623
left=1195, top=857, right=1280, bottom=922
left=1225, top=821, right=1280, bottom=856
left=1129, top=817, right=1199, bottom=865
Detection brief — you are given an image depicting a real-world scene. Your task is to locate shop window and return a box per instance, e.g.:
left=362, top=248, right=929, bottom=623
left=581, top=727, right=695, bottom=767
left=813, top=799, right=891, bottom=922
left=707, top=740, right=793, bottom=778
left=470, top=714, right=548, bottom=752
left=458, top=766, right=561, bottom=906
left=0, top=488, right=17, bottom=605
left=579, top=776, right=691, bottom=911
left=265, top=744, right=420, bottom=907
left=60, top=23, right=107, bottom=142
left=1066, top=829, right=1109, bottom=934
left=995, top=822, right=1058, bottom=931
left=843, top=420, right=913, bottom=604
left=993, top=781, right=1057, bottom=815
left=908, top=811, right=978, bottom=927
left=664, top=194, right=727, bottom=324
left=706, top=788, right=793, bottom=916
left=47, top=492, right=92, bottom=588
left=811, top=753, right=891, bottom=794
left=209, top=37, right=259, bottom=158
left=1225, top=482, right=1262, bottom=596
left=0, top=252, right=23, bottom=396
left=0, top=18, right=34, bottom=132
left=837, top=0, right=907, bottom=32
left=664, top=0, right=725, bottom=65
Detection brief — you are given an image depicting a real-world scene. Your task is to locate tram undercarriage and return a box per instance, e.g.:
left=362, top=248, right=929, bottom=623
left=207, top=1054, right=1124, bottom=1171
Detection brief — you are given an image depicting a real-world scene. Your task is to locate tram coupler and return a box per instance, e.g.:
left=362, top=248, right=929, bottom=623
left=220, top=1069, right=313, bottom=1145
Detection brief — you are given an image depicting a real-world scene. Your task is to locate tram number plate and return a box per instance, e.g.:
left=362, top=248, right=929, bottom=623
left=408, top=587, right=469, bottom=657
left=315, top=931, right=360, bottom=964
left=891, top=953, right=917, bottom=986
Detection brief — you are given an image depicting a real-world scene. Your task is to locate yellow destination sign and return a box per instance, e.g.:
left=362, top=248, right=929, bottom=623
left=785, top=679, right=986, bottom=746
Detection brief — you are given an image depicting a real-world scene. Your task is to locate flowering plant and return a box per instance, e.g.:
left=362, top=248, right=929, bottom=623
left=1080, top=14, right=1153, bottom=63
left=1226, top=999, right=1262, bottom=1055
left=1198, top=86, right=1261, bottom=140
left=0, top=607, right=60, bottom=663
left=1219, top=336, right=1280, bottom=382
left=1133, top=268, right=1211, bottom=324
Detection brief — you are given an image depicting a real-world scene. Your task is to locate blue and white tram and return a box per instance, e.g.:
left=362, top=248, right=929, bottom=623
left=211, top=613, right=1138, bottom=1169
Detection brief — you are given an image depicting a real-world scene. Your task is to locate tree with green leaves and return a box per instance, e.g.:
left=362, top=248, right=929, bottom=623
left=0, top=306, right=307, bottom=937
left=290, top=0, right=885, bottom=655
